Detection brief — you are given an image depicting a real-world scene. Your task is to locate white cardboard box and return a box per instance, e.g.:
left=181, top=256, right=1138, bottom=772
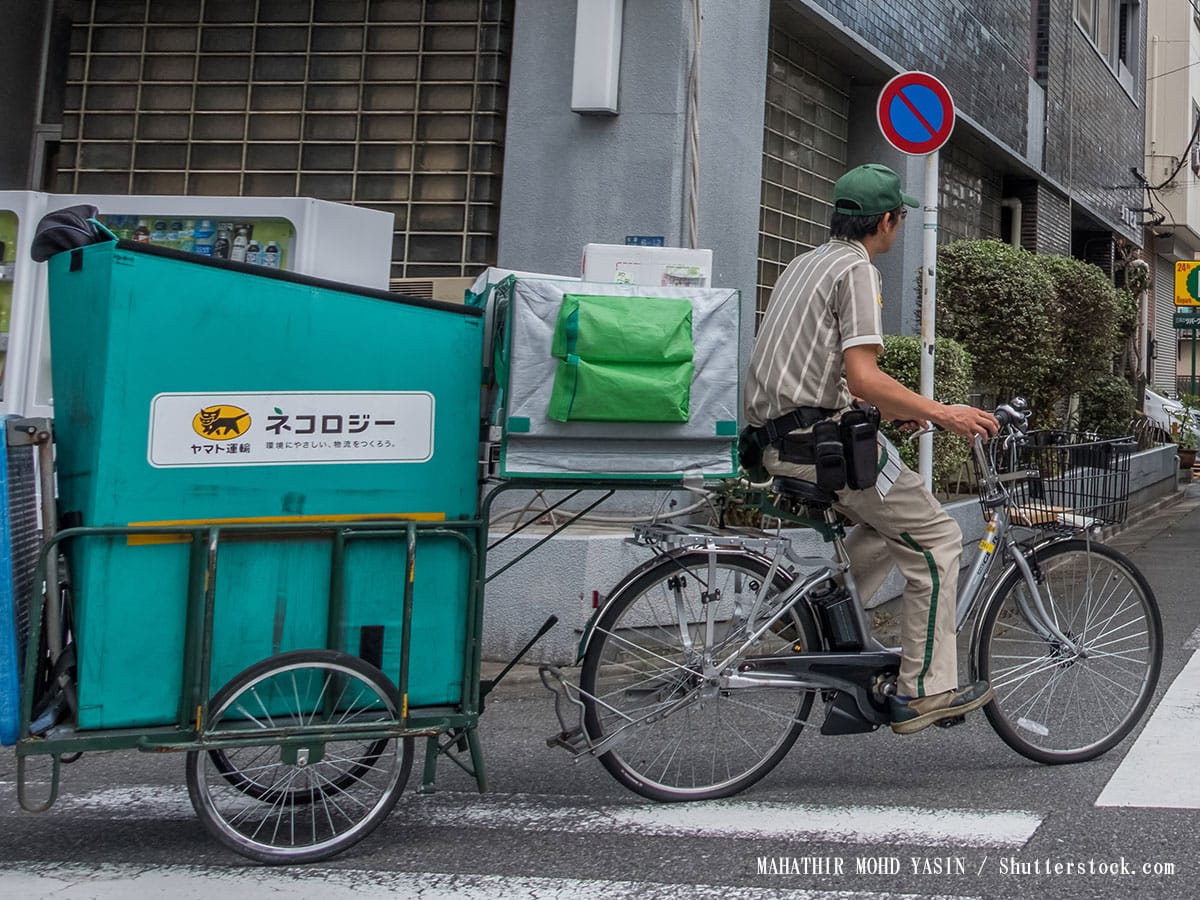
left=581, top=243, right=712, bottom=287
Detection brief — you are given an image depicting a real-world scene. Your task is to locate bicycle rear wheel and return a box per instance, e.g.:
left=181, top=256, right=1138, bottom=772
left=579, top=550, right=819, bottom=801
left=975, top=540, right=1161, bottom=764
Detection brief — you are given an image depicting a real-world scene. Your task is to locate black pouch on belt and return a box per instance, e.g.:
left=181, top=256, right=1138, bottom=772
left=840, top=409, right=879, bottom=490
left=812, top=419, right=847, bottom=492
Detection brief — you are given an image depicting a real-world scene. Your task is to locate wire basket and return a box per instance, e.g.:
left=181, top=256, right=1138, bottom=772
left=975, top=431, right=1135, bottom=530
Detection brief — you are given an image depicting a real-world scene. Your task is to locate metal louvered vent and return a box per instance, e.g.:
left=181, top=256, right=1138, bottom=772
left=390, top=276, right=474, bottom=303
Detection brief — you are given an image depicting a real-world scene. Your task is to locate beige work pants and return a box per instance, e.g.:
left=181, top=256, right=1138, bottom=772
left=764, top=445, right=962, bottom=698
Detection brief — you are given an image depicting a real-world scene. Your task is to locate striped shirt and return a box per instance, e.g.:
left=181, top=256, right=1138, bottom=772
left=744, top=238, right=884, bottom=426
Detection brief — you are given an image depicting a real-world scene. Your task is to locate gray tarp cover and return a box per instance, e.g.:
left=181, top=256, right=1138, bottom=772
left=500, top=278, right=740, bottom=478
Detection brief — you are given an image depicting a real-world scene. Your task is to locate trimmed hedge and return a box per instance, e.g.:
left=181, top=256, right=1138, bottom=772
left=937, top=240, right=1135, bottom=428
left=877, top=334, right=974, bottom=492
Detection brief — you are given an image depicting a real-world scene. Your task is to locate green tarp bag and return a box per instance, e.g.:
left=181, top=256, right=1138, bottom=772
left=548, top=294, right=694, bottom=422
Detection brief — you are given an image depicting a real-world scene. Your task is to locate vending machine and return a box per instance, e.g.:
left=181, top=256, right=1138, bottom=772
left=0, top=192, right=394, bottom=419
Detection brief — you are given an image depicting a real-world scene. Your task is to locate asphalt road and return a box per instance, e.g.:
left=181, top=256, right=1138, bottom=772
left=3, top=487, right=1200, bottom=899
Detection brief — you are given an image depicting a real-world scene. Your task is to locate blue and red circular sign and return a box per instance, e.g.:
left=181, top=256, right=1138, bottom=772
left=877, top=72, right=955, bottom=156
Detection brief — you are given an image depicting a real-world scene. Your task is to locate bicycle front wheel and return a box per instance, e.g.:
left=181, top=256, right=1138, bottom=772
left=976, top=540, right=1162, bottom=764
left=580, top=550, right=819, bottom=801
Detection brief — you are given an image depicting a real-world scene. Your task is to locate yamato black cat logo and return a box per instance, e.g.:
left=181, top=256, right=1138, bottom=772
left=192, top=405, right=251, bottom=441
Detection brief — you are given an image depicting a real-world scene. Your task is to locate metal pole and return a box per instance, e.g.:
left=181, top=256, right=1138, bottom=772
left=1192, top=328, right=1196, bottom=398
left=918, top=151, right=939, bottom=489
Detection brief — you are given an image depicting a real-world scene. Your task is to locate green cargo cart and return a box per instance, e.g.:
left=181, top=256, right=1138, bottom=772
left=8, top=237, right=498, bottom=864
left=6, top=239, right=743, bottom=865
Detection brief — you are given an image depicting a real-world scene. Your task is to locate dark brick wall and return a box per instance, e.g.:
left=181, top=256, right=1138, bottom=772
left=1041, top=2, right=1144, bottom=244
left=807, top=0, right=1144, bottom=245
left=809, top=0, right=1033, bottom=153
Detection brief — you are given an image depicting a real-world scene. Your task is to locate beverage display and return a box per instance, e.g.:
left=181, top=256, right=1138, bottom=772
left=97, top=215, right=291, bottom=270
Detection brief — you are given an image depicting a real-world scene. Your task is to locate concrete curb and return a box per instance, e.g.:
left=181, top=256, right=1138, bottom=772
left=1100, top=480, right=1189, bottom=542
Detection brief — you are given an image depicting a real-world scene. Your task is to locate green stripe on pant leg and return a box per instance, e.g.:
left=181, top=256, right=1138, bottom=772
left=900, top=531, right=939, bottom=697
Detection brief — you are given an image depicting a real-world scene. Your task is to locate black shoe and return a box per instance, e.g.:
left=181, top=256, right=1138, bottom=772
left=889, top=681, right=994, bottom=735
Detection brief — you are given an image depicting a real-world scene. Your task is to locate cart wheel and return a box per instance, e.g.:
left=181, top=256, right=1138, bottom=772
left=185, top=649, right=413, bottom=865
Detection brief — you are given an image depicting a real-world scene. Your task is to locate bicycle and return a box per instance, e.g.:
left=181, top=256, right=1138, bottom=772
left=539, top=400, right=1163, bottom=802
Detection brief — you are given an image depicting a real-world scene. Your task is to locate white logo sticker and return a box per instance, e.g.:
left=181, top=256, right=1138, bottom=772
left=148, top=391, right=434, bottom=468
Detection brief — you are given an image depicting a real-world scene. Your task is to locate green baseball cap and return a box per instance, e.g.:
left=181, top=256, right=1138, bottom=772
left=833, top=164, right=919, bottom=217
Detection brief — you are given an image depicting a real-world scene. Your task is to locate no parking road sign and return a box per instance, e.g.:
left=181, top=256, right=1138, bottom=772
left=877, top=72, right=955, bottom=156
left=876, top=72, right=956, bottom=490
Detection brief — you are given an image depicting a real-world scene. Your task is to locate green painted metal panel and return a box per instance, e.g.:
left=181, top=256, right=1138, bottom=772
left=47, top=242, right=483, bottom=729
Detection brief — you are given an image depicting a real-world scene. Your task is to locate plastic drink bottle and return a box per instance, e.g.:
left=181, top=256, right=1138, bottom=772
left=245, top=239, right=261, bottom=265
left=178, top=220, right=195, bottom=252
left=212, top=224, right=231, bottom=258
left=193, top=219, right=215, bottom=256
left=134, top=220, right=151, bottom=242
left=230, top=227, right=248, bottom=262
left=263, top=241, right=280, bottom=268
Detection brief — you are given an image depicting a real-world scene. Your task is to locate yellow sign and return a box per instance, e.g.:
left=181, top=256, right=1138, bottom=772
left=1175, top=261, right=1200, bottom=306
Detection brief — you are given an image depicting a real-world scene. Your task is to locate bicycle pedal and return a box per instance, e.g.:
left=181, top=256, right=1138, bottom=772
left=935, top=715, right=966, bottom=729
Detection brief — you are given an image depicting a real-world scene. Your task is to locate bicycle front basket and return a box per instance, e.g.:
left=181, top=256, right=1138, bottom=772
left=978, top=431, right=1135, bottom=530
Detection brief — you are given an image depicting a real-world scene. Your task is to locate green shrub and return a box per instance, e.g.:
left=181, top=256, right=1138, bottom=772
left=1077, top=373, right=1135, bottom=437
left=936, top=240, right=1058, bottom=402
left=937, top=241, right=1138, bottom=425
left=877, top=335, right=974, bottom=493
left=1032, top=254, right=1121, bottom=397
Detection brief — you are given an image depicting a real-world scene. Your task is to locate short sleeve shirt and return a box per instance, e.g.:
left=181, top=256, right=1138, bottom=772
left=744, top=238, right=884, bottom=426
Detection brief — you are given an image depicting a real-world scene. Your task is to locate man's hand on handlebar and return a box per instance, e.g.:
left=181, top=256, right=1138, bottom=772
left=933, top=404, right=1000, bottom=442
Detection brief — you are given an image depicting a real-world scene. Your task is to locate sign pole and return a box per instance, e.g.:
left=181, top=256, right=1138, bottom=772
left=1192, top=329, right=1196, bottom=398
left=876, top=71, right=954, bottom=492
left=918, top=151, right=938, bottom=487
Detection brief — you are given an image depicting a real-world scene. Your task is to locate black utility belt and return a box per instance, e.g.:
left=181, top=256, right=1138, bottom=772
left=777, top=408, right=879, bottom=492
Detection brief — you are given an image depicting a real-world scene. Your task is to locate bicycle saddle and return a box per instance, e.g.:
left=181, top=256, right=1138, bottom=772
left=772, top=476, right=836, bottom=510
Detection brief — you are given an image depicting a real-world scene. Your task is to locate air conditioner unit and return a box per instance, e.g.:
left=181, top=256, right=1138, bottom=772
left=1191, top=144, right=1200, bottom=177
left=389, top=276, right=476, bottom=303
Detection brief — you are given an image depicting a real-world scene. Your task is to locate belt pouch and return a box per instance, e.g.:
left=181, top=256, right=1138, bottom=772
left=842, top=415, right=879, bottom=490
left=812, top=420, right=846, bottom=492
left=737, top=425, right=763, bottom=470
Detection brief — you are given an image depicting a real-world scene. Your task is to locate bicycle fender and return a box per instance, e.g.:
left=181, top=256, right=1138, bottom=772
left=575, top=545, right=792, bottom=662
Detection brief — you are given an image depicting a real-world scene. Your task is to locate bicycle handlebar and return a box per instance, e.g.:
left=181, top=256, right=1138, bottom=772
left=993, top=397, right=1031, bottom=434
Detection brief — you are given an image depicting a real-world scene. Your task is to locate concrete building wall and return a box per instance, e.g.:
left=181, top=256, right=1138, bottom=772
left=498, top=0, right=769, bottom=316
left=0, top=1, right=50, bottom=187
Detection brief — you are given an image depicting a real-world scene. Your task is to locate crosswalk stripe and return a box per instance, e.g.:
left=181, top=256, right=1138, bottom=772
left=24, top=783, right=1042, bottom=849
left=0, top=861, right=981, bottom=900
left=398, top=791, right=1042, bottom=848
left=1095, top=649, right=1200, bottom=809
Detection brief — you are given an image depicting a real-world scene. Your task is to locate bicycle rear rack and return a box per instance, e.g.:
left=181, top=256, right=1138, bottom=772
left=629, top=522, right=839, bottom=573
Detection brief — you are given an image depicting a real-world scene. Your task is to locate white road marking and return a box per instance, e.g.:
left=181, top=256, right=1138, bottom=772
left=0, top=861, right=979, bottom=900
left=32, top=784, right=1042, bottom=848
left=398, top=791, right=1042, bottom=848
left=1183, top=624, right=1200, bottom=651
left=1096, top=648, right=1200, bottom=808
